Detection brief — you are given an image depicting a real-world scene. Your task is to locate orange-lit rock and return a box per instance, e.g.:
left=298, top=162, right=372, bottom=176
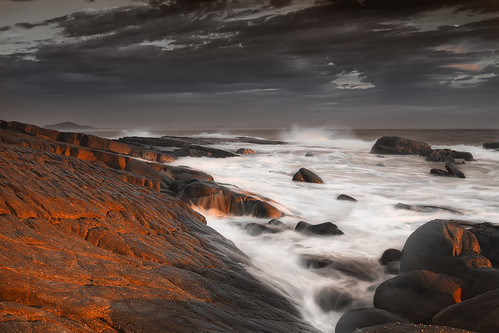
left=0, top=123, right=315, bottom=332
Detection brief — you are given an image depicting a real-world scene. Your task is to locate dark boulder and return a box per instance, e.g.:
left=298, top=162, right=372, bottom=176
left=305, top=152, right=315, bottom=157
left=295, top=221, right=343, bottom=236
left=426, top=149, right=455, bottom=162
left=337, top=194, right=357, bottom=202
left=400, top=220, right=489, bottom=276
left=380, top=249, right=401, bottom=265
left=236, top=148, right=255, bottom=154
left=370, top=136, right=432, bottom=156
left=430, top=168, right=452, bottom=177
left=292, top=168, right=324, bottom=184
left=335, top=307, right=409, bottom=333
left=376, top=162, right=385, bottom=167
left=451, top=151, right=473, bottom=161
left=433, top=289, right=499, bottom=333
left=468, top=223, right=499, bottom=267
left=445, top=162, right=465, bottom=178
left=173, top=144, right=237, bottom=158
left=268, top=218, right=285, bottom=226
left=483, top=142, right=499, bottom=150
left=373, top=270, right=464, bottom=324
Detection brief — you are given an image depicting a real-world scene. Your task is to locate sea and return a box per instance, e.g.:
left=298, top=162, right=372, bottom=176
left=101, top=127, right=499, bottom=332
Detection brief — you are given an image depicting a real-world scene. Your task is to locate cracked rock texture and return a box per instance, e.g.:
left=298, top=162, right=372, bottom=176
left=0, top=123, right=315, bottom=332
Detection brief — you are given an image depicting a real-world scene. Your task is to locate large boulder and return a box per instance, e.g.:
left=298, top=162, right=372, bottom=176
left=335, top=307, right=409, bottom=333
left=400, top=220, right=487, bottom=275
left=370, top=136, right=432, bottom=156
left=292, top=168, right=324, bottom=184
left=467, top=223, right=499, bottom=267
left=373, top=270, right=464, bottom=324
left=433, top=289, right=499, bottom=333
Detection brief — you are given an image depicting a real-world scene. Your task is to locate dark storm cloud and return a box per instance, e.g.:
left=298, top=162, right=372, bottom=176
left=1, top=0, right=498, bottom=127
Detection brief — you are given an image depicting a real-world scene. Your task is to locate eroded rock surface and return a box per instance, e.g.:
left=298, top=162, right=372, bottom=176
left=0, top=123, right=315, bottom=332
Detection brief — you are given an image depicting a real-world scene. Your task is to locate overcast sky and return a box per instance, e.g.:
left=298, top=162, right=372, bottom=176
left=0, top=0, right=498, bottom=128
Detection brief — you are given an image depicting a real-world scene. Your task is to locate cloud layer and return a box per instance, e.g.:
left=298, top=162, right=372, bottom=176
left=0, top=0, right=498, bottom=128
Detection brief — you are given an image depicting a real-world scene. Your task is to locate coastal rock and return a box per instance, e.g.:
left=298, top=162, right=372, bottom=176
left=0, top=126, right=316, bottom=332
left=241, top=222, right=283, bottom=236
left=373, top=270, right=464, bottom=324
left=337, top=194, right=357, bottom=202
left=379, top=249, right=401, bottom=265
left=335, top=307, right=410, bottom=333
left=370, top=136, right=432, bottom=156
left=236, top=148, right=256, bottom=154
left=376, top=162, right=385, bottom=167
left=314, top=287, right=358, bottom=312
left=353, top=322, right=476, bottom=333
left=432, top=289, right=499, bottom=333
left=300, top=255, right=380, bottom=282
left=482, top=142, right=499, bottom=150
left=295, top=221, right=344, bottom=236
left=173, top=144, right=237, bottom=158
left=394, top=203, right=462, bottom=214
left=445, top=162, right=465, bottom=178
left=292, top=168, right=324, bottom=183
left=468, top=223, right=499, bottom=267
left=180, top=180, right=282, bottom=218
left=426, top=150, right=474, bottom=162
left=400, top=220, right=486, bottom=275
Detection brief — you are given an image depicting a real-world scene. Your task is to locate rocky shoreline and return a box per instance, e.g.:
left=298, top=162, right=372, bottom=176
left=1, top=121, right=497, bottom=332
left=0, top=120, right=314, bottom=332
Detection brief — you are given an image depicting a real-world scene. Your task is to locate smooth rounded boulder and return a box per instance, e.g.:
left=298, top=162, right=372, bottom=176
left=373, top=270, right=464, bottom=324
left=295, top=221, right=344, bottom=236
left=335, top=307, right=409, bottom=333
left=433, top=289, right=499, bottom=333
left=370, top=136, right=432, bottom=156
left=292, top=168, right=324, bottom=183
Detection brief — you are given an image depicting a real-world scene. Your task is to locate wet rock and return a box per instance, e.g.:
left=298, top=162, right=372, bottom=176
left=180, top=180, right=282, bottom=218
left=268, top=218, right=285, bottom=226
left=314, top=287, right=357, bottom=312
left=445, top=162, right=465, bottom=178
left=354, top=322, right=475, bottom=333
left=0, top=123, right=316, bottom=333
left=376, top=162, right=385, bottom=167
left=292, top=168, right=324, bottom=184
left=467, top=223, right=499, bottom=267
left=305, top=152, right=315, bottom=157
left=433, top=289, right=499, bottom=333
left=373, top=270, right=464, bottom=324
left=236, top=148, right=256, bottom=154
left=337, top=194, right=357, bottom=202
left=335, top=307, right=410, bottom=333
left=370, top=136, right=432, bottom=156
left=426, top=149, right=455, bottom=162
left=394, top=203, right=462, bottom=214
left=242, top=223, right=282, bottom=236
left=380, top=249, right=401, bottom=265
left=430, top=168, right=451, bottom=177
left=173, top=144, right=237, bottom=158
left=483, top=142, right=499, bottom=150
left=300, top=255, right=379, bottom=282
left=400, top=220, right=487, bottom=275
left=386, top=261, right=400, bottom=275
left=295, top=221, right=344, bottom=236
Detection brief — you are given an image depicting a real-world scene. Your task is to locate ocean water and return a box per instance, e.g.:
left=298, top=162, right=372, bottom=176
left=164, top=128, right=497, bottom=332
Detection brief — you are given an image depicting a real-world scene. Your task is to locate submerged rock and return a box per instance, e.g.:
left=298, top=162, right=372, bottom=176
left=314, top=287, right=358, bottom=312
left=295, top=221, right=343, bottom=236
left=236, top=148, right=256, bottom=154
left=394, top=203, right=462, bottom=214
left=292, top=168, right=324, bottom=184
left=300, top=255, right=380, bottom=282
left=483, top=142, right=499, bottom=150
left=337, top=194, right=357, bottom=202
left=335, top=307, right=410, bottom=333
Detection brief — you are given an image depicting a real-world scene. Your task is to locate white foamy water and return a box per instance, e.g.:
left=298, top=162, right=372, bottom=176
left=170, top=128, right=499, bottom=332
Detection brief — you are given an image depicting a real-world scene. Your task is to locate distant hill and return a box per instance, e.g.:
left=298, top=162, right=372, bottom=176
left=43, top=122, right=95, bottom=131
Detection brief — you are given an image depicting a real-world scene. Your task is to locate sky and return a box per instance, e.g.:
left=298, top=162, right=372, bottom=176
left=0, top=0, right=498, bottom=129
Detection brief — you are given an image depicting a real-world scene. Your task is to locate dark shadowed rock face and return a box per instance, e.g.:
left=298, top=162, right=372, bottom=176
left=373, top=270, right=464, bottom=324
left=433, top=289, right=499, bottom=333
left=370, top=136, right=432, bottom=156
left=335, top=307, right=410, bottom=333
left=483, top=142, right=499, bottom=150
left=379, top=249, right=402, bottom=265
left=337, top=194, right=357, bottom=202
left=468, top=223, right=499, bottom=267
left=292, top=168, right=324, bottom=183
left=0, top=123, right=316, bottom=332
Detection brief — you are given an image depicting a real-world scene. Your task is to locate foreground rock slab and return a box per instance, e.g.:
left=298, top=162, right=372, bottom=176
left=0, top=123, right=316, bottom=332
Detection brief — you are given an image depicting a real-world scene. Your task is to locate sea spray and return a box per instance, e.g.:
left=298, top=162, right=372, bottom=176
left=171, top=128, right=499, bottom=332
